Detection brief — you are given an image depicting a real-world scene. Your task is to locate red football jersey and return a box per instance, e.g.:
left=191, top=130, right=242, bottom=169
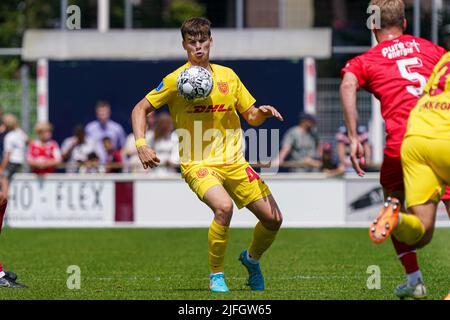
left=341, top=34, right=447, bottom=157
left=27, top=139, right=62, bottom=175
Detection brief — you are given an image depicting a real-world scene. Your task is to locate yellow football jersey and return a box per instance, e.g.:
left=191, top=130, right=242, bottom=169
left=406, top=52, right=450, bottom=140
left=145, top=62, right=256, bottom=174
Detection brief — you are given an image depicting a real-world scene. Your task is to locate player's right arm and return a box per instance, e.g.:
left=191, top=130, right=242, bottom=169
left=131, top=98, right=160, bottom=169
left=340, top=72, right=365, bottom=177
left=132, top=73, right=177, bottom=169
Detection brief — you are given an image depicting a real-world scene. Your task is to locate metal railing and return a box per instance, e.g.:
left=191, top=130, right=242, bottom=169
left=316, top=78, right=372, bottom=146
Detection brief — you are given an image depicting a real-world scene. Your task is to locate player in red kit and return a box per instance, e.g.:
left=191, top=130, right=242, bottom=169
left=340, top=0, right=449, bottom=299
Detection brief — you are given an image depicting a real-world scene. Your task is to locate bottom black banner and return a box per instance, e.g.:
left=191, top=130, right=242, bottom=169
left=0, top=299, right=440, bottom=318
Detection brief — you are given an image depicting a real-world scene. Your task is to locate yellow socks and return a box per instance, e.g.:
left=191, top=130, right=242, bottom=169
left=208, top=219, right=229, bottom=274
left=393, top=212, right=426, bottom=246
left=248, top=222, right=279, bottom=260
left=208, top=220, right=279, bottom=272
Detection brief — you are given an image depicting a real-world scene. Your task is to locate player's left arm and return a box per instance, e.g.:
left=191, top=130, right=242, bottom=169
left=241, top=105, right=284, bottom=127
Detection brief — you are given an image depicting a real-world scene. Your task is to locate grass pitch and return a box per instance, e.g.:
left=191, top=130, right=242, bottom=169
left=0, top=227, right=449, bottom=300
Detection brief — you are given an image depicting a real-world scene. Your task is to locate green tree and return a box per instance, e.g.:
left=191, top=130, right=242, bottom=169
left=0, top=0, right=57, bottom=79
left=164, top=0, right=206, bottom=27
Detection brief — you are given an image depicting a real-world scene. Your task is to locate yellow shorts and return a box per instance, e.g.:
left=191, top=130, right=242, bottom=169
left=183, top=162, right=272, bottom=209
left=401, top=136, right=450, bottom=208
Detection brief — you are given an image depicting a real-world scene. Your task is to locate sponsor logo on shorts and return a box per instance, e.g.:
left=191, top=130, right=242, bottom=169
left=196, top=168, right=209, bottom=178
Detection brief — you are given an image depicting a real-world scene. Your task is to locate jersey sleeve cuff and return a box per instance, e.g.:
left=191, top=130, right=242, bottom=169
left=145, top=93, right=161, bottom=110
left=239, top=98, right=256, bottom=114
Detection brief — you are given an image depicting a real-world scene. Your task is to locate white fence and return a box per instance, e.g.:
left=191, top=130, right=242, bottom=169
left=5, top=173, right=450, bottom=228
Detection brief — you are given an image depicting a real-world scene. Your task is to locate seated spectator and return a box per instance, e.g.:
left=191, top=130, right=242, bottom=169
left=335, top=124, right=372, bottom=173
left=103, top=137, right=123, bottom=173
left=85, top=100, right=126, bottom=165
left=27, top=122, right=62, bottom=175
left=320, top=142, right=344, bottom=176
left=122, top=112, right=156, bottom=173
left=276, top=113, right=321, bottom=172
left=79, top=152, right=102, bottom=174
left=0, top=114, right=27, bottom=194
left=61, top=125, right=97, bottom=173
left=142, top=112, right=179, bottom=177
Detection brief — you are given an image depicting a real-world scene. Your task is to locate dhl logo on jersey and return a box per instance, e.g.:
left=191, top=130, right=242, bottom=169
left=187, top=104, right=233, bottom=114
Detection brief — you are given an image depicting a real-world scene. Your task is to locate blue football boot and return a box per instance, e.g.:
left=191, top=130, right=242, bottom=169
left=209, top=272, right=229, bottom=293
left=239, top=250, right=265, bottom=291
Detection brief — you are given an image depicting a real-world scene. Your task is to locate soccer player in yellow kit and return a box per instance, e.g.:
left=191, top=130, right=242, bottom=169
left=131, top=17, right=283, bottom=293
left=373, top=52, right=450, bottom=300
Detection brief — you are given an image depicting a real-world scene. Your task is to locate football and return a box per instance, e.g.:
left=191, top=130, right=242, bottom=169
left=176, top=66, right=214, bottom=101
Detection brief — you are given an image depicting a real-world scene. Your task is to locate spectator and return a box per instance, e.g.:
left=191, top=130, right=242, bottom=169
left=146, top=112, right=179, bottom=177
left=61, top=125, right=97, bottom=173
left=335, top=124, right=372, bottom=173
left=27, top=122, right=62, bottom=175
left=122, top=112, right=156, bottom=173
left=0, top=114, right=27, bottom=195
left=85, top=100, right=126, bottom=165
left=103, top=137, right=123, bottom=173
left=320, top=142, right=344, bottom=176
left=79, top=152, right=102, bottom=174
left=276, top=113, right=321, bottom=172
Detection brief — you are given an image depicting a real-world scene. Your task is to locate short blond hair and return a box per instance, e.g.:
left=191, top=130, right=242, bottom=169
left=34, top=121, right=53, bottom=134
left=369, top=0, right=405, bottom=28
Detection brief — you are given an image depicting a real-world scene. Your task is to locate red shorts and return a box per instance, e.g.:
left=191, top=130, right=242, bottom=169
left=380, top=154, right=404, bottom=193
left=381, top=153, right=450, bottom=201
left=442, top=186, right=450, bottom=201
